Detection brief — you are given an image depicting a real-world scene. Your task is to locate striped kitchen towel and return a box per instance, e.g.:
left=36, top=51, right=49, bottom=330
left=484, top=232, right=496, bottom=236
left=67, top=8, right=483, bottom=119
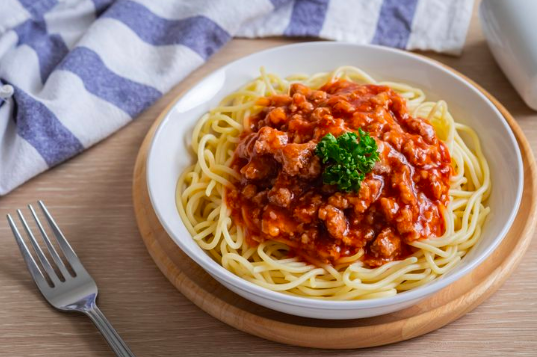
left=0, top=0, right=474, bottom=195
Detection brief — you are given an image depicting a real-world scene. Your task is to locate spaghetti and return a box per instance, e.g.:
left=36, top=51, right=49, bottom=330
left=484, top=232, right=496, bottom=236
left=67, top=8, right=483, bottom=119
left=176, top=67, right=491, bottom=300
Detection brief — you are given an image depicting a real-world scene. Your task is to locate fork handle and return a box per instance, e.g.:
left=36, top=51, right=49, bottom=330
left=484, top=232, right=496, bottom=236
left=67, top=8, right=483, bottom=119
left=85, top=306, right=136, bottom=357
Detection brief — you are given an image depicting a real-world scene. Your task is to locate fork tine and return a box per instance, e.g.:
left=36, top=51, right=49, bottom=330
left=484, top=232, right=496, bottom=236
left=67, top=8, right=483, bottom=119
left=28, top=204, right=72, bottom=279
left=7, top=214, right=51, bottom=291
left=17, top=210, right=62, bottom=285
left=37, top=201, right=80, bottom=269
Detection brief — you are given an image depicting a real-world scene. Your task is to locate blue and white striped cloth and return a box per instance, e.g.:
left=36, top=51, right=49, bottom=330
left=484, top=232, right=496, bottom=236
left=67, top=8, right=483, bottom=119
left=0, top=0, right=474, bottom=195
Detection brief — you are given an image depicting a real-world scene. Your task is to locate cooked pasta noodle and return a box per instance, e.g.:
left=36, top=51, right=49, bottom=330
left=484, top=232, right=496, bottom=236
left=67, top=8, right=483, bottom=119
left=176, top=66, right=491, bottom=300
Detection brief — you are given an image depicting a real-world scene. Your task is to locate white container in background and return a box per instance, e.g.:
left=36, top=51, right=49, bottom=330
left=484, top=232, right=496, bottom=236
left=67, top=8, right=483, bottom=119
left=479, top=0, right=537, bottom=110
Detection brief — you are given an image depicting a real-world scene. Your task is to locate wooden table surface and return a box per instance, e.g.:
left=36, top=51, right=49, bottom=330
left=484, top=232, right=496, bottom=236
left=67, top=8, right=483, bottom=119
left=1, top=4, right=536, bottom=357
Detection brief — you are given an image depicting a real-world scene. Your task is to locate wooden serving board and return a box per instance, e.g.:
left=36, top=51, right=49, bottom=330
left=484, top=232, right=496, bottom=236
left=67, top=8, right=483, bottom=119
left=132, top=69, right=537, bottom=349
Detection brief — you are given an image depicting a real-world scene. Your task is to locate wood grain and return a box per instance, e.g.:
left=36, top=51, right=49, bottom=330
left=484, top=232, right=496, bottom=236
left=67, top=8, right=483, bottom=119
left=131, top=63, right=536, bottom=349
left=1, top=3, right=536, bottom=356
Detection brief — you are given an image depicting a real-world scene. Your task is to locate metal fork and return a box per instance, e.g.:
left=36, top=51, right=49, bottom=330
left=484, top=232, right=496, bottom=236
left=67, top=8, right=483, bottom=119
left=6, top=201, right=136, bottom=357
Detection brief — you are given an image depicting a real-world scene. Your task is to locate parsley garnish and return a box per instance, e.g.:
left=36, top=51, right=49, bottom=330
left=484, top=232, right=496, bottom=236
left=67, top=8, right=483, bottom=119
left=315, top=129, right=379, bottom=192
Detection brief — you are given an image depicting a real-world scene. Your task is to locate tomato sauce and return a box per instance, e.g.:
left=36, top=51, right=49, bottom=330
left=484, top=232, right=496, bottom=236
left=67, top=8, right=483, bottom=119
left=225, top=80, right=452, bottom=267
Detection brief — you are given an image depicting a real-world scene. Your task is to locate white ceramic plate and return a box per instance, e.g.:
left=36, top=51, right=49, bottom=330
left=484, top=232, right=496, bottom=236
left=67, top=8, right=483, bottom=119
left=146, top=43, right=523, bottom=320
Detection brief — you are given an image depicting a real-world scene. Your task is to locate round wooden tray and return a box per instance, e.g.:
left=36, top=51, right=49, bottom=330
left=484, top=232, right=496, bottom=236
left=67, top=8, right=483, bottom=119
left=132, top=69, right=537, bottom=349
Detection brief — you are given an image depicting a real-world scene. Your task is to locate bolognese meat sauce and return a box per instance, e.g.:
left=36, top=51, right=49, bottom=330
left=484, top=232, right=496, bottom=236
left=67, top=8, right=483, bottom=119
left=225, top=80, right=452, bottom=267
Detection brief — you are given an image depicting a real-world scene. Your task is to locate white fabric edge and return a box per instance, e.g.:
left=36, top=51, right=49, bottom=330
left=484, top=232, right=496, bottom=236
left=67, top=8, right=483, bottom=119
left=406, top=0, right=475, bottom=56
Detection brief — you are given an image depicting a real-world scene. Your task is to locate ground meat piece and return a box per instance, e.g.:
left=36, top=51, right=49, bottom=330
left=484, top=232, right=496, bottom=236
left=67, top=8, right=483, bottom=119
left=310, top=107, right=331, bottom=122
left=261, top=207, right=297, bottom=237
left=395, top=205, right=415, bottom=236
left=267, top=107, right=287, bottom=125
left=290, top=83, right=311, bottom=96
left=366, top=179, right=382, bottom=200
left=244, top=126, right=320, bottom=179
left=382, top=130, right=404, bottom=151
left=328, top=193, right=349, bottom=210
left=288, top=116, right=316, bottom=142
left=297, top=155, right=321, bottom=179
left=292, top=93, right=307, bottom=106
left=251, top=190, right=268, bottom=205
left=268, top=187, right=293, bottom=208
left=373, top=161, right=391, bottom=175
left=362, top=227, right=376, bottom=243
left=345, top=179, right=382, bottom=215
left=371, top=91, right=391, bottom=108
left=241, top=184, right=257, bottom=199
left=254, top=127, right=288, bottom=155
left=309, top=90, right=327, bottom=103
left=300, top=233, right=311, bottom=244
left=235, top=132, right=258, bottom=158
left=406, top=117, right=436, bottom=144
left=277, top=142, right=318, bottom=177
left=270, top=95, right=293, bottom=107
left=379, top=197, right=400, bottom=221
left=332, top=99, right=355, bottom=116
left=313, top=117, right=346, bottom=139
left=430, top=178, right=443, bottom=200
left=294, top=193, right=323, bottom=223
left=402, top=140, right=428, bottom=166
left=370, top=228, right=401, bottom=259
left=240, top=157, right=275, bottom=180
left=225, top=188, right=240, bottom=211
left=391, top=164, right=416, bottom=205
left=318, top=204, right=348, bottom=241
left=297, top=100, right=314, bottom=113
left=272, top=172, right=305, bottom=196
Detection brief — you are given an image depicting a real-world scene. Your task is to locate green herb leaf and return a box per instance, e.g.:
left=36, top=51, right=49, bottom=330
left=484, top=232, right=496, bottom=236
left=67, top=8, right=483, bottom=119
left=315, top=129, right=379, bottom=192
